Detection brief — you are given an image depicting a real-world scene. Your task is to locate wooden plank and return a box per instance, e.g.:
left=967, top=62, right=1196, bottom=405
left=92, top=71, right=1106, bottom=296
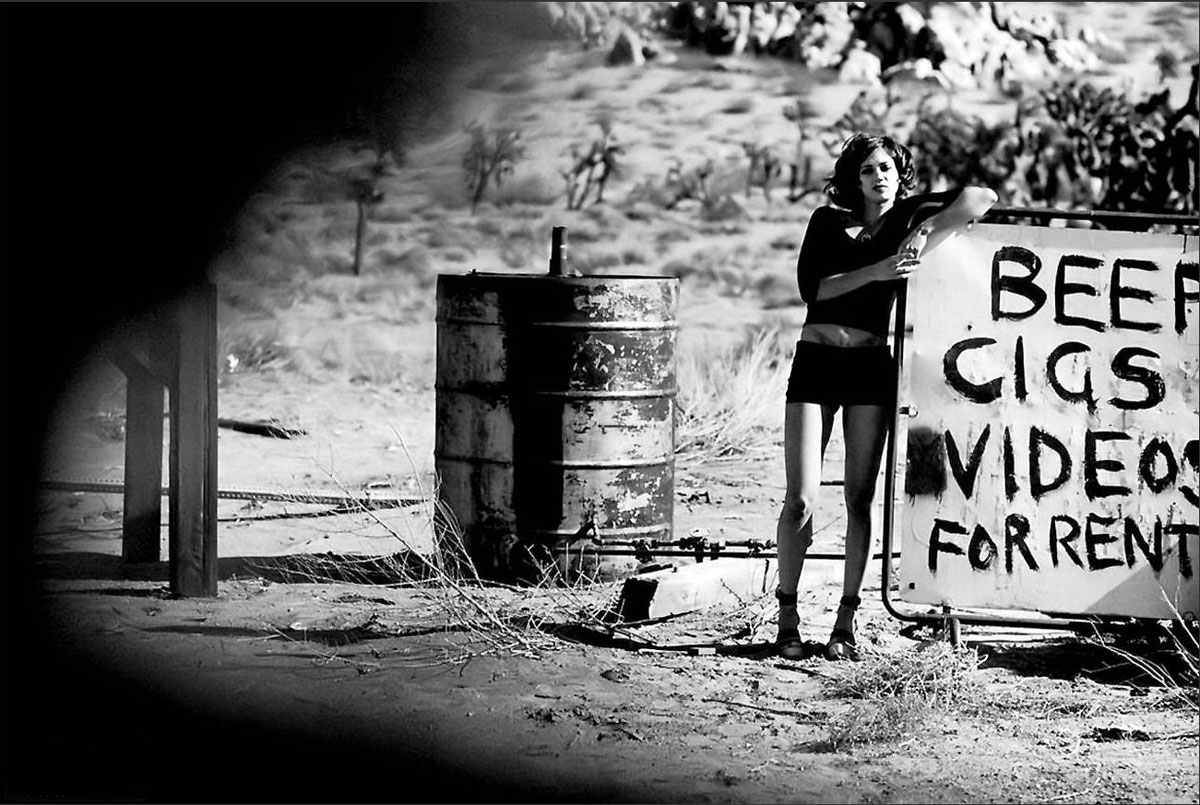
left=168, top=282, right=219, bottom=597
left=217, top=418, right=306, bottom=438
left=616, top=557, right=776, bottom=622
left=203, top=281, right=218, bottom=595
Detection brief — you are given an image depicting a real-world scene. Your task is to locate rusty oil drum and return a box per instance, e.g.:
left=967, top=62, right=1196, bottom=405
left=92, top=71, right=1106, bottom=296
left=434, top=273, right=678, bottom=583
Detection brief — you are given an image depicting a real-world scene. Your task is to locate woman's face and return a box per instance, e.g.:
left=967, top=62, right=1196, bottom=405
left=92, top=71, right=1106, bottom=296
left=857, top=146, right=899, bottom=207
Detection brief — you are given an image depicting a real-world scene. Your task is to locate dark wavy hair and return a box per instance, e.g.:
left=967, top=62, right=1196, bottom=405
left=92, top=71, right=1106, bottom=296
left=825, top=134, right=916, bottom=214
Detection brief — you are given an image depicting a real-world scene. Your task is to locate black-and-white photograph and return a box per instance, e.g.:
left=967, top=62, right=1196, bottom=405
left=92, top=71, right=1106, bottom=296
left=5, top=3, right=1198, bottom=803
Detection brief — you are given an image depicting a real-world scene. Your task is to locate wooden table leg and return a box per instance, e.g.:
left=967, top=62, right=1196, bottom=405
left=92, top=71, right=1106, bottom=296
left=121, top=360, right=164, bottom=563
left=168, top=282, right=219, bottom=597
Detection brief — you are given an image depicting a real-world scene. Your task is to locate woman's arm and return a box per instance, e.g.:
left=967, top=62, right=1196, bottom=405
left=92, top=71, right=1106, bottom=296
left=898, top=187, right=998, bottom=258
left=797, top=207, right=920, bottom=302
left=812, top=254, right=917, bottom=301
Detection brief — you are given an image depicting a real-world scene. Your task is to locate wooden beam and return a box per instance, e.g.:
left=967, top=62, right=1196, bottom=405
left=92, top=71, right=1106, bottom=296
left=168, top=282, right=219, bottom=597
left=110, top=346, right=155, bottom=384
left=110, top=310, right=175, bottom=387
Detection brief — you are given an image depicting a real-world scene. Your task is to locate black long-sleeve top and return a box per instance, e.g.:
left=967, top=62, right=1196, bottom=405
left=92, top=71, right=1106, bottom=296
left=796, top=190, right=962, bottom=337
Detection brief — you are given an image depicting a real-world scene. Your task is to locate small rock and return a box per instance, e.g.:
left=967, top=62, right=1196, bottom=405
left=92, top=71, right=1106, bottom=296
left=600, top=667, right=630, bottom=683
left=641, top=41, right=677, bottom=65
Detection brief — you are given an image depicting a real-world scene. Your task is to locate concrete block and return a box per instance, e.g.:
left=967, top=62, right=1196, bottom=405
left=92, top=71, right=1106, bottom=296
left=617, top=558, right=776, bottom=622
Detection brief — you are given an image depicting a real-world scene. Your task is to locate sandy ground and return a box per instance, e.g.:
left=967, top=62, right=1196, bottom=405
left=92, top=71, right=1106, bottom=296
left=22, top=329, right=1200, bottom=804
left=21, top=574, right=1200, bottom=803
left=10, top=3, right=1200, bottom=803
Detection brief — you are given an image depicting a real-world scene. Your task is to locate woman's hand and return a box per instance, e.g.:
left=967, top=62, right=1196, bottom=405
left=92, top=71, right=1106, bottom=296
left=816, top=253, right=920, bottom=299
left=871, top=252, right=920, bottom=282
left=898, top=223, right=932, bottom=260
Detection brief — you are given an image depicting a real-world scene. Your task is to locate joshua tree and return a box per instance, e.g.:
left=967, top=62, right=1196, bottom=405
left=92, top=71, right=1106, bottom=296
left=343, top=86, right=413, bottom=276
left=463, top=122, right=526, bottom=214
left=741, top=142, right=783, bottom=202
left=562, top=118, right=623, bottom=209
left=348, top=165, right=385, bottom=277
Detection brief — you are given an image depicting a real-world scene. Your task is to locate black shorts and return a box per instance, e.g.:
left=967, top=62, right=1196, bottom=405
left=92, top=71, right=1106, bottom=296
left=784, top=340, right=896, bottom=407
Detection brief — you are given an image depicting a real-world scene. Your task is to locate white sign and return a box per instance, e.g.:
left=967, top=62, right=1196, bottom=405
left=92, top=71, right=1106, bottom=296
left=900, top=224, right=1199, bottom=619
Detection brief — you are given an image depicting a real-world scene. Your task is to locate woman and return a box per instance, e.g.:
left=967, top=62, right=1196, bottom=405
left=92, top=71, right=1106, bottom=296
left=776, top=133, right=997, bottom=661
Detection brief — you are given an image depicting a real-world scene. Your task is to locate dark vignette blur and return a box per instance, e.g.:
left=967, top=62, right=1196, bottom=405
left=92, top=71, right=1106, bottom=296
left=2, top=4, right=569, bottom=802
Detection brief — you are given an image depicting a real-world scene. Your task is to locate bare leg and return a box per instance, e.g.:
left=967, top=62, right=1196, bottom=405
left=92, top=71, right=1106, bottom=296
left=831, top=403, right=891, bottom=647
left=776, top=402, right=835, bottom=648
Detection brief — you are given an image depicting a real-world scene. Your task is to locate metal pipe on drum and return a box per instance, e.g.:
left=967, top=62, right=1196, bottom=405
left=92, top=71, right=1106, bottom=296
left=550, top=548, right=902, bottom=561
left=549, top=226, right=567, bottom=276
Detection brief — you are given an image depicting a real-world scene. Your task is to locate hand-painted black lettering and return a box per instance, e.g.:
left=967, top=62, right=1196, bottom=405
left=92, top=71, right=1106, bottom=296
left=1004, top=513, right=1038, bottom=573
left=1049, top=514, right=1083, bottom=568
left=1014, top=335, right=1028, bottom=401
left=1175, top=261, right=1198, bottom=335
left=1085, top=430, right=1132, bottom=500
left=992, top=246, right=1045, bottom=321
left=1181, top=439, right=1199, bottom=507
left=968, top=523, right=998, bottom=570
left=1110, top=259, right=1160, bottom=332
left=1165, top=523, right=1197, bottom=579
left=1055, top=254, right=1106, bottom=332
left=1138, top=438, right=1178, bottom=494
left=905, top=426, right=947, bottom=495
left=929, top=518, right=967, bottom=572
left=1002, top=426, right=1018, bottom=501
left=1046, top=342, right=1097, bottom=413
left=1085, top=513, right=1123, bottom=571
left=1110, top=347, right=1166, bottom=410
left=1123, top=516, right=1163, bottom=572
left=945, top=426, right=990, bottom=499
left=1029, top=427, right=1071, bottom=499
left=943, top=338, right=1002, bottom=403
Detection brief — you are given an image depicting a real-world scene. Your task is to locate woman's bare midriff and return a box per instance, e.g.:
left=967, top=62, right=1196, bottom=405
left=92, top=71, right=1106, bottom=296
left=800, top=322, right=886, bottom=348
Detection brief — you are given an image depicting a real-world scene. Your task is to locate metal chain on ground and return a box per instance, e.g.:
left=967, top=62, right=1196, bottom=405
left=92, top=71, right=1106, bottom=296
left=38, top=477, right=427, bottom=508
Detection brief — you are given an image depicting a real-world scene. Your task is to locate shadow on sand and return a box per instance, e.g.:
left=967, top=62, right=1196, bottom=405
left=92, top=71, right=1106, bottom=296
left=32, top=549, right=435, bottom=585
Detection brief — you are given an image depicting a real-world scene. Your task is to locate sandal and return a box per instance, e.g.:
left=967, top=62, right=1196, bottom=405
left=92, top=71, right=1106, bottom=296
left=825, top=595, right=861, bottom=662
left=774, top=590, right=809, bottom=660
